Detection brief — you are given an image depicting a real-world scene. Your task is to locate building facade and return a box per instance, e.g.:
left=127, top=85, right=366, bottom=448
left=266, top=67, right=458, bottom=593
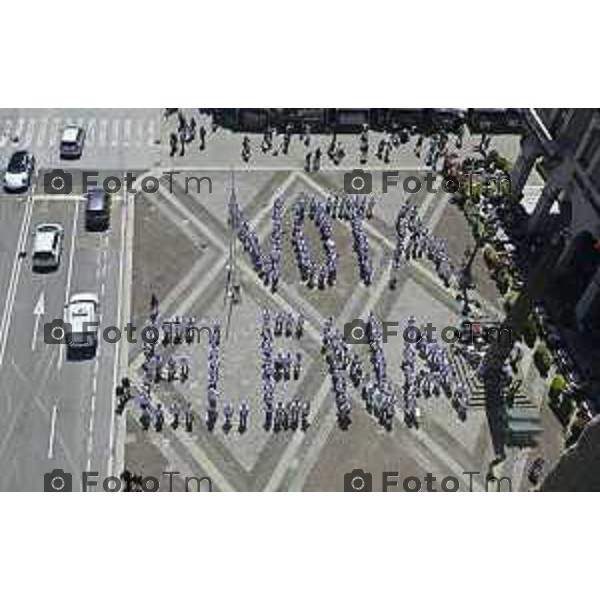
left=512, top=108, right=600, bottom=331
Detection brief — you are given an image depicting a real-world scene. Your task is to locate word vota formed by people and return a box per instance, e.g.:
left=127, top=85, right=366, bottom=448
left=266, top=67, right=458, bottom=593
left=230, top=192, right=377, bottom=292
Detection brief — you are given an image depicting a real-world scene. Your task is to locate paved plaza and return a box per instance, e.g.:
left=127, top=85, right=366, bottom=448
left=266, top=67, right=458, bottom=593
left=0, top=107, right=559, bottom=491
left=123, top=158, right=537, bottom=491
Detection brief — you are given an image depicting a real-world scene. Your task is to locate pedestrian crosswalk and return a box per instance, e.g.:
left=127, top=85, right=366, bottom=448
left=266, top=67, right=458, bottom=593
left=0, top=115, right=159, bottom=150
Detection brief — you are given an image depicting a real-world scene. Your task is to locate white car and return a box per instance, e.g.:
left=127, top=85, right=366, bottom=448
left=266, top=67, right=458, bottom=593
left=60, top=125, right=85, bottom=159
left=4, top=151, right=35, bottom=192
left=64, top=293, right=100, bottom=358
left=32, top=223, right=64, bottom=271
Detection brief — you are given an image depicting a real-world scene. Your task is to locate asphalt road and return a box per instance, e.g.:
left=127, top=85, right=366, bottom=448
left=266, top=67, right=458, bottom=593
left=0, top=108, right=160, bottom=171
left=0, top=180, right=130, bottom=491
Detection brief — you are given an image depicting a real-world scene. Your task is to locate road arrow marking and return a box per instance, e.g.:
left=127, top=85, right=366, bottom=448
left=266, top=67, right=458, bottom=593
left=32, top=291, right=45, bottom=351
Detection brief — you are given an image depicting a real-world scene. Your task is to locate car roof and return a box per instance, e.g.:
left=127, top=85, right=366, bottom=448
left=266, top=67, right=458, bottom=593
left=9, top=151, right=29, bottom=163
left=86, top=188, right=108, bottom=210
left=33, top=230, right=59, bottom=252
left=65, top=297, right=97, bottom=331
left=69, top=292, right=99, bottom=304
left=36, top=222, right=63, bottom=233
left=61, top=126, right=81, bottom=142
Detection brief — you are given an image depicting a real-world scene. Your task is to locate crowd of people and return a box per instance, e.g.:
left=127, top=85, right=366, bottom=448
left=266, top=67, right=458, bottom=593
left=115, top=295, right=198, bottom=431
left=206, top=322, right=221, bottom=431
left=134, top=113, right=483, bottom=438
left=400, top=316, right=469, bottom=426
left=362, top=314, right=396, bottom=430
left=117, top=293, right=474, bottom=437
left=390, top=201, right=455, bottom=290
left=166, top=110, right=209, bottom=157
left=228, top=193, right=284, bottom=293
left=321, top=317, right=353, bottom=429
left=164, top=109, right=470, bottom=174
left=292, top=196, right=338, bottom=289
left=230, top=190, right=379, bottom=292
left=260, top=309, right=311, bottom=432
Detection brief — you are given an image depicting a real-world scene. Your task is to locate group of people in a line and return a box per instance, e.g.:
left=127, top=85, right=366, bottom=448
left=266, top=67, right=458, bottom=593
left=401, top=316, right=469, bottom=426
left=230, top=190, right=380, bottom=292
left=363, top=314, right=397, bottom=430
left=165, top=110, right=473, bottom=180
left=390, top=201, right=455, bottom=290
left=260, top=308, right=311, bottom=431
left=229, top=193, right=284, bottom=293
left=321, top=317, right=354, bottom=429
left=166, top=109, right=209, bottom=157
left=292, top=196, right=338, bottom=289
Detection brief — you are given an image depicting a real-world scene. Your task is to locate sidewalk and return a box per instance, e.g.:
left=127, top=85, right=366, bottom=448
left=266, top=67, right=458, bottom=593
left=160, top=111, right=523, bottom=173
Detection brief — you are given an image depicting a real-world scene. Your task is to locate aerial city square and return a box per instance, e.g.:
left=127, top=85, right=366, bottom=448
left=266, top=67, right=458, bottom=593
left=0, top=107, right=598, bottom=492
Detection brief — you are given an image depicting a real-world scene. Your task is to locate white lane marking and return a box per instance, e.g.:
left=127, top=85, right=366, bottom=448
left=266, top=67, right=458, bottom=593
left=0, top=197, right=36, bottom=367
left=48, top=118, right=62, bottom=148
left=0, top=120, right=11, bottom=147
left=147, top=119, right=156, bottom=146
left=86, top=117, right=97, bottom=145
left=31, top=291, right=46, bottom=351
left=85, top=397, right=97, bottom=473
left=58, top=199, right=80, bottom=370
left=99, top=119, right=108, bottom=147
left=135, top=119, right=144, bottom=147
left=47, top=404, right=58, bottom=459
left=23, top=119, right=36, bottom=146
left=12, top=117, right=25, bottom=143
left=111, top=120, right=120, bottom=147
left=123, top=119, right=131, bottom=147
left=85, top=359, right=100, bottom=475
left=36, top=119, right=48, bottom=147
left=107, top=180, right=129, bottom=478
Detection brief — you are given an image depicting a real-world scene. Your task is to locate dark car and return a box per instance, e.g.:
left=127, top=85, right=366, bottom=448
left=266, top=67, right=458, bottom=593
left=85, top=188, right=111, bottom=231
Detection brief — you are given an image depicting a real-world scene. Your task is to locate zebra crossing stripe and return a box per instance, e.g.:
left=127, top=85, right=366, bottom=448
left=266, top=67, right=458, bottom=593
left=99, top=119, right=108, bottom=147
left=135, top=119, right=144, bottom=148
left=87, top=117, right=97, bottom=144
left=0, top=114, right=160, bottom=151
left=48, top=118, right=62, bottom=148
left=23, top=119, right=36, bottom=147
left=0, top=121, right=10, bottom=148
left=111, top=120, right=120, bottom=147
left=123, top=119, right=132, bottom=147
left=13, top=118, right=25, bottom=142
left=147, top=119, right=156, bottom=147
left=1, top=120, right=12, bottom=137
left=36, top=119, right=48, bottom=146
